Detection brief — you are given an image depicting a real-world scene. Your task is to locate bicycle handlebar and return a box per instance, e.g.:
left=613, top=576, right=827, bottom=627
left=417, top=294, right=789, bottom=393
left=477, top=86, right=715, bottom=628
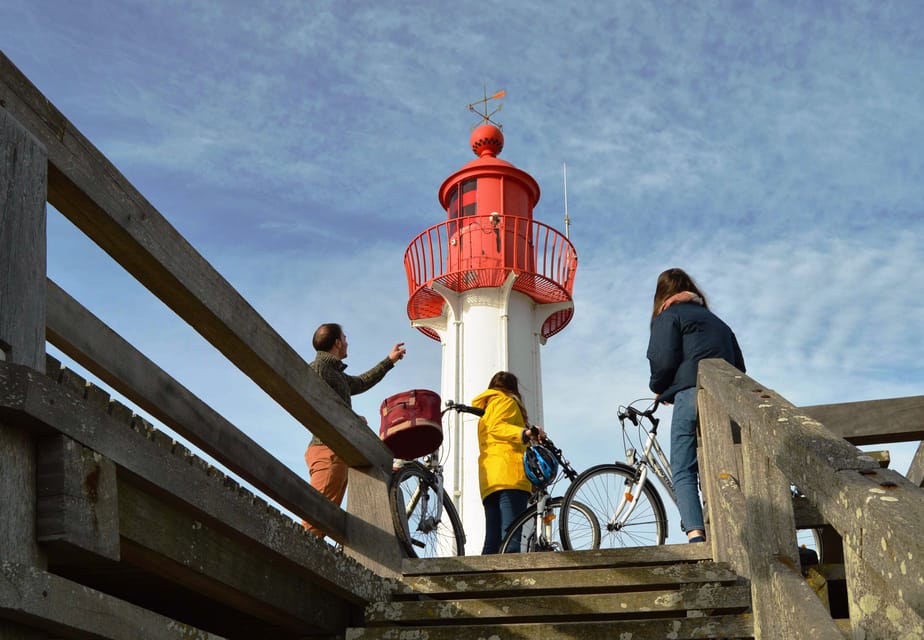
left=446, top=400, right=579, bottom=481
left=617, top=402, right=660, bottom=428
left=443, top=400, right=485, bottom=417
left=528, top=435, right=579, bottom=481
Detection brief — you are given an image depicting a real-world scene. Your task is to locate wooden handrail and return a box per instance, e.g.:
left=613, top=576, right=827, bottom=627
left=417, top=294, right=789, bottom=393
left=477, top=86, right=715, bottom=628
left=1, top=50, right=401, bottom=573
left=45, top=280, right=348, bottom=540
left=697, top=358, right=924, bottom=638
left=0, top=51, right=389, bottom=472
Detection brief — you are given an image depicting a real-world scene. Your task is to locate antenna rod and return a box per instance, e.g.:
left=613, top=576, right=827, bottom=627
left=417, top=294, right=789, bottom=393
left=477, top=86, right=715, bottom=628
left=563, top=162, right=571, bottom=239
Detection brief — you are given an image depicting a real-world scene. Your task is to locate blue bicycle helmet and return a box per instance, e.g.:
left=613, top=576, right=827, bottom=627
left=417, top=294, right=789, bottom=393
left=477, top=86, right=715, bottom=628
left=523, top=444, right=558, bottom=488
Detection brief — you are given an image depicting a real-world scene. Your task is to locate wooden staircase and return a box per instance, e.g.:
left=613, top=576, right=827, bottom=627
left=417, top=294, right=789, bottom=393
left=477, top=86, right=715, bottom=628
left=346, top=544, right=754, bottom=639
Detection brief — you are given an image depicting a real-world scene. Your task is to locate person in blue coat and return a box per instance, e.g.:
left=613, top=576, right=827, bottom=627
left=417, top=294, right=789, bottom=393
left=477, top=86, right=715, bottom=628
left=647, top=268, right=745, bottom=543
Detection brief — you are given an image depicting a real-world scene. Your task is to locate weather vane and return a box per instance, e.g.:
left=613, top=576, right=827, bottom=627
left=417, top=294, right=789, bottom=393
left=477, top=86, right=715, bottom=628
left=467, top=86, right=505, bottom=129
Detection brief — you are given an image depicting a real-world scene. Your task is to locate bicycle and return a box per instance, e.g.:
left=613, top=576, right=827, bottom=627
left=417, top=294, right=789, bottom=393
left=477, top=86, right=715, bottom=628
left=388, top=400, right=479, bottom=558
left=558, top=399, right=829, bottom=556
left=559, top=399, right=673, bottom=549
left=499, top=434, right=600, bottom=553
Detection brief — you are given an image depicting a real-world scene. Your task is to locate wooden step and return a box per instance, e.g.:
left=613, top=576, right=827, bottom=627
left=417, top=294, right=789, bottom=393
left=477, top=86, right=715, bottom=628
left=366, top=584, right=751, bottom=625
left=400, top=541, right=712, bottom=576
left=396, top=561, right=739, bottom=598
left=346, top=614, right=755, bottom=640
left=348, top=544, right=754, bottom=639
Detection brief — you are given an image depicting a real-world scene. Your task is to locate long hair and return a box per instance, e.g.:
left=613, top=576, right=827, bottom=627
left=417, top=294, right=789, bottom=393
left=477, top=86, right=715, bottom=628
left=488, top=371, right=529, bottom=424
left=651, top=268, right=708, bottom=322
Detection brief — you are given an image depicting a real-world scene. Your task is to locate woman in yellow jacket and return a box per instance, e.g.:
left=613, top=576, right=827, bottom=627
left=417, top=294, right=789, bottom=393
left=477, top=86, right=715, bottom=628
left=471, top=371, right=538, bottom=554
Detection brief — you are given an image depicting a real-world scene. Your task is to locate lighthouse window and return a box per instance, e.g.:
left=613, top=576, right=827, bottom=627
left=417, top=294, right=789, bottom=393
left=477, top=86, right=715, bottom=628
left=460, top=179, right=477, bottom=216
left=448, top=179, right=478, bottom=237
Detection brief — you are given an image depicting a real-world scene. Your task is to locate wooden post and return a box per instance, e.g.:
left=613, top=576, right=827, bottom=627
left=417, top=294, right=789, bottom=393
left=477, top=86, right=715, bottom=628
left=0, top=108, right=46, bottom=370
left=844, top=543, right=924, bottom=637
left=908, top=441, right=924, bottom=487
left=345, top=466, right=403, bottom=576
left=36, top=435, right=120, bottom=561
left=697, top=387, right=748, bottom=576
left=0, top=107, right=48, bottom=640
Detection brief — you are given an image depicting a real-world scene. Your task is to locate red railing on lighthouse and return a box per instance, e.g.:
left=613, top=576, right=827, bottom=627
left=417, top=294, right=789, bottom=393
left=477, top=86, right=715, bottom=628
left=405, top=214, right=577, bottom=341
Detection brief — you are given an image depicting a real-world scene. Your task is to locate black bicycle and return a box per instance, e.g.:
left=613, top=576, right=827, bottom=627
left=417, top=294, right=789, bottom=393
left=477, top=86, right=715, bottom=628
left=499, top=433, right=600, bottom=553
left=388, top=400, right=480, bottom=558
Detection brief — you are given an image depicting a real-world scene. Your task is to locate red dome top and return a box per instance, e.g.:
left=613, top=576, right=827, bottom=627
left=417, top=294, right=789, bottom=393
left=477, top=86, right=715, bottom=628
left=470, top=124, right=504, bottom=157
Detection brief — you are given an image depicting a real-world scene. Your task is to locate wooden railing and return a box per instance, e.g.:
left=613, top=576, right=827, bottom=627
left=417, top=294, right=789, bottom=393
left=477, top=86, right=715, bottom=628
left=0, top=50, right=401, bottom=576
left=697, top=359, right=924, bottom=638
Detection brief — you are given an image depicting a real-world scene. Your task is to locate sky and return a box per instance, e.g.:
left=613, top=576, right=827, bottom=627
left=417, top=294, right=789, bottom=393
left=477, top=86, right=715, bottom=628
left=2, top=1, right=922, bottom=547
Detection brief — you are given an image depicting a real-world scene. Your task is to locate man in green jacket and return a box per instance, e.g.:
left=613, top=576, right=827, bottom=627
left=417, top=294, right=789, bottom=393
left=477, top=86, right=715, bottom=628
left=303, top=322, right=406, bottom=536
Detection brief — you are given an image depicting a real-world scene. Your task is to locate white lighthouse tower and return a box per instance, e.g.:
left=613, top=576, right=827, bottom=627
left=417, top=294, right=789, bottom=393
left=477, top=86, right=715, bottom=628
left=403, top=111, right=578, bottom=550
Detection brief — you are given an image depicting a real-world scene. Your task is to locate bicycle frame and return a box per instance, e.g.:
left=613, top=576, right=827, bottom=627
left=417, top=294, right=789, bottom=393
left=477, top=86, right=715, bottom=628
left=408, top=401, right=482, bottom=535
left=527, top=439, right=577, bottom=551
left=391, top=401, right=478, bottom=558
left=607, top=404, right=675, bottom=530
left=525, top=488, right=559, bottom=551
left=402, top=451, right=445, bottom=534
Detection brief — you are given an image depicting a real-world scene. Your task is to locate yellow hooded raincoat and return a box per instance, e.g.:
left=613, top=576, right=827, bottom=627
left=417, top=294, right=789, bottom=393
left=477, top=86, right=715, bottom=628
left=470, top=388, right=532, bottom=501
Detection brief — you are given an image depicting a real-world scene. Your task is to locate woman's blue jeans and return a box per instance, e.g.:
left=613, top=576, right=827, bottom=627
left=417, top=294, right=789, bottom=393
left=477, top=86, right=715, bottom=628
left=670, top=387, right=704, bottom=534
left=482, top=489, right=530, bottom=554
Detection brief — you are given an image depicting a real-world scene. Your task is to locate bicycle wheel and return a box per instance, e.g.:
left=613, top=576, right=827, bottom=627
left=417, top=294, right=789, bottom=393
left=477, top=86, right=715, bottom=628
left=389, top=462, right=465, bottom=558
left=499, top=497, right=599, bottom=553
left=560, top=462, right=668, bottom=550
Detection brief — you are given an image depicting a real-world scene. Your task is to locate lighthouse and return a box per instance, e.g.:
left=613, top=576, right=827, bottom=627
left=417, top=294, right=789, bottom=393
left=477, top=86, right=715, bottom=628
left=403, top=112, right=578, bottom=551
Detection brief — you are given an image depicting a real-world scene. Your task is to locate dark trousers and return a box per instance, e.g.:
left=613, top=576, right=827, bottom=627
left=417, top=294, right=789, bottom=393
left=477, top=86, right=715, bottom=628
left=482, top=489, right=530, bottom=554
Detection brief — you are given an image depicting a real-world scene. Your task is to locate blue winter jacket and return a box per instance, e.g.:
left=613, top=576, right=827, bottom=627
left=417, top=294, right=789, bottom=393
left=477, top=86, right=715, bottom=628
left=647, top=302, right=745, bottom=403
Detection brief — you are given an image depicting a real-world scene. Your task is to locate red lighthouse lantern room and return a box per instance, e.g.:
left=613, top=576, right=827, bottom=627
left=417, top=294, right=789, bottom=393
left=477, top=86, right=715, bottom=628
left=404, top=123, right=577, bottom=341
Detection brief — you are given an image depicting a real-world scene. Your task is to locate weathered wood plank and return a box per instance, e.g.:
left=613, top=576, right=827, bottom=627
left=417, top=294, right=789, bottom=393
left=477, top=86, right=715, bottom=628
left=0, top=106, right=47, bottom=590
left=697, top=387, right=749, bottom=576
left=0, top=107, right=46, bottom=371
left=844, top=543, right=924, bottom=639
left=345, top=465, right=403, bottom=576
left=397, top=562, right=738, bottom=597
left=0, top=361, right=392, bottom=604
left=346, top=615, right=756, bottom=640
left=0, top=562, right=223, bottom=640
left=400, top=541, right=711, bottom=576
left=118, top=481, right=350, bottom=635
left=0, top=51, right=389, bottom=471
left=751, top=558, right=845, bottom=640
left=35, top=434, right=120, bottom=561
left=706, top=467, right=751, bottom=580
left=45, top=280, right=348, bottom=541
left=0, top=424, right=45, bottom=571
left=739, top=414, right=799, bottom=567
left=365, top=585, right=751, bottom=624
left=908, top=441, right=924, bottom=487
left=801, top=395, right=924, bottom=445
